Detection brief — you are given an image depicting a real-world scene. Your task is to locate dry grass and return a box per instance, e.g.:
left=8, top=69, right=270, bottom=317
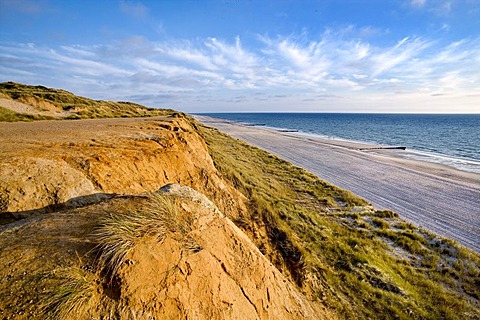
left=41, top=193, right=195, bottom=319
left=40, top=267, right=102, bottom=320
left=0, top=106, right=55, bottom=122
left=0, top=81, right=173, bottom=121
left=94, top=193, right=191, bottom=279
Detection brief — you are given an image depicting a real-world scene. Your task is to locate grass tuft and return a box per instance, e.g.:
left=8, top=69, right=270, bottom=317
left=94, top=193, right=190, bottom=279
left=41, top=267, right=101, bottom=320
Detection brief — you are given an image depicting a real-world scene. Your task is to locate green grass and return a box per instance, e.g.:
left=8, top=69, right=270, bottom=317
left=197, top=121, right=480, bottom=320
left=0, top=106, right=56, bottom=122
left=0, top=81, right=174, bottom=120
left=94, top=193, right=191, bottom=279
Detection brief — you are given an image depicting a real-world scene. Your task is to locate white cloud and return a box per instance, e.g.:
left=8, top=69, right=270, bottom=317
left=1, top=30, right=479, bottom=112
left=410, top=0, right=427, bottom=7
left=440, top=24, right=450, bottom=31
left=370, top=37, right=431, bottom=76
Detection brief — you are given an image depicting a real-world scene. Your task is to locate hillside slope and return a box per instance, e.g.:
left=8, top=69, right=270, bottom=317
left=0, top=185, right=331, bottom=319
left=0, top=81, right=170, bottom=120
left=0, top=115, right=244, bottom=220
left=0, top=83, right=479, bottom=319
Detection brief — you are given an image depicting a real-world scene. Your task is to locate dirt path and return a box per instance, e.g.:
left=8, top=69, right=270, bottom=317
left=197, top=116, right=480, bottom=252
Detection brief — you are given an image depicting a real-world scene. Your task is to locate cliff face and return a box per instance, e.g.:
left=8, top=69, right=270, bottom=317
left=0, top=115, right=246, bottom=220
left=0, top=114, right=330, bottom=319
left=114, top=184, right=330, bottom=319
left=2, top=83, right=479, bottom=320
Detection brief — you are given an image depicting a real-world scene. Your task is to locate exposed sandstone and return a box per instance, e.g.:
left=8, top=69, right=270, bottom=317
left=0, top=116, right=246, bottom=220
left=117, top=185, right=330, bottom=319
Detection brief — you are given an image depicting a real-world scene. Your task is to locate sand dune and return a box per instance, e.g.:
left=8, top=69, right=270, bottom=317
left=197, top=116, right=480, bottom=252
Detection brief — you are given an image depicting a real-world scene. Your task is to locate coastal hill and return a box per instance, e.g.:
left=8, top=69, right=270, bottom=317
left=0, top=81, right=171, bottom=120
left=0, top=82, right=479, bottom=319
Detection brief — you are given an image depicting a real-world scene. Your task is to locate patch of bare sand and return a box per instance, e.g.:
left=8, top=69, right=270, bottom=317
left=0, top=116, right=247, bottom=221
left=196, top=116, right=480, bottom=252
left=118, top=184, right=330, bottom=319
left=0, top=97, right=72, bottom=118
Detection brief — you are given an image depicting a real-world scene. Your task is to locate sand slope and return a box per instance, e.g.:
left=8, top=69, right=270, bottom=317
left=197, top=116, right=480, bottom=252
left=0, top=116, right=246, bottom=220
left=0, top=184, right=330, bottom=319
left=118, top=184, right=329, bottom=319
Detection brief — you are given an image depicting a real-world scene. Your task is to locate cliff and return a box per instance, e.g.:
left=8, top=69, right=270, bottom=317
left=0, top=110, right=327, bottom=319
left=0, top=83, right=479, bottom=320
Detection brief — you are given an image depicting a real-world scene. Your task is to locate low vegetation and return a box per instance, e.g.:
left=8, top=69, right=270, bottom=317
left=198, top=122, right=480, bottom=320
left=41, top=266, right=105, bottom=320
left=94, top=194, right=191, bottom=279
left=1, top=83, right=478, bottom=319
left=40, top=193, right=193, bottom=319
left=0, top=106, right=55, bottom=122
left=0, top=82, right=173, bottom=121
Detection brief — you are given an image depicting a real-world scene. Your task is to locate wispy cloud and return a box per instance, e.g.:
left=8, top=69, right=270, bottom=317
left=370, top=37, right=432, bottom=76
left=410, top=0, right=427, bottom=7
left=408, top=0, right=456, bottom=15
left=1, top=28, right=479, bottom=112
left=119, top=1, right=148, bottom=19
left=117, top=1, right=165, bottom=35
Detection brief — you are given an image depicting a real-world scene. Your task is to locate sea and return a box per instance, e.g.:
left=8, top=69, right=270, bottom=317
left=201, top=113, right=480, bottom=174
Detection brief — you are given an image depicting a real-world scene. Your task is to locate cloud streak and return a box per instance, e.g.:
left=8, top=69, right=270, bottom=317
left=0, top=28, right=479, bottom=112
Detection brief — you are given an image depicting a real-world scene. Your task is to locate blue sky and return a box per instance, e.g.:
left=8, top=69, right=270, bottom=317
left=1, top=0, right=479, bottom=113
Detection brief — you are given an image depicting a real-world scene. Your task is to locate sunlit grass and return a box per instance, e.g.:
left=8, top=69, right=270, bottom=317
left=40, top=267, right=103, bottom=320
left=94, top=193, right=191, bottom=279
left=42, top=193, right=196, bottom=319
left=0, top=81, right=173, bottom=120
left=0, top=106, right=56, bottom=122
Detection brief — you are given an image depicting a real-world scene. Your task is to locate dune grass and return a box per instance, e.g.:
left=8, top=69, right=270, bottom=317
left=41, top=193, right=194, bottom=319
left=197, top=122, right=480, bottom=320
left=0, top=106, right=56, bottom=122
left=41, top=267, right=103, bottom=320
left=0, top=81, right=173, bottom=120
left=94, top=193, right=191, bottom=279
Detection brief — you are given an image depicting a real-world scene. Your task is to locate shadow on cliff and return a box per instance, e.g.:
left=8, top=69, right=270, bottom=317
left=0, top=193, right=117, bottom=227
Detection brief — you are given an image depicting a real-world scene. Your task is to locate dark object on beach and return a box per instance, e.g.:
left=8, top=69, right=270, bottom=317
left=358, top=146, right=406, bottom=151
left=277, top=129, right=299, bottom=132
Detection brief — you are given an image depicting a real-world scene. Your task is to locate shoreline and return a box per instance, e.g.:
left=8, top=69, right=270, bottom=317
left=198, top=114, right=480, bottom=174
left=196, top=115, right=480, bottom=252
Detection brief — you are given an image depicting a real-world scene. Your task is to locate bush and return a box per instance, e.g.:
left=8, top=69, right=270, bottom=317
left=372, top=217, right=389, bottom=229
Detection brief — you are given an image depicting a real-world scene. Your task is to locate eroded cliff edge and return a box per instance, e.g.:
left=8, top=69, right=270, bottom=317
left=0, top=115, right=332, bottom=319
left=1, top=84, right=479, bottom=320
left=0, top=115, right=245, bottom=220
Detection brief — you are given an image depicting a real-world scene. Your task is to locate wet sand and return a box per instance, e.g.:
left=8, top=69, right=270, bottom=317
left=196, top=116, right=480, bottom=252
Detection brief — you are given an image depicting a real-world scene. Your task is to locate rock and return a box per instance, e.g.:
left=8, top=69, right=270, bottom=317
left=115, top=185, right=331, bottom=319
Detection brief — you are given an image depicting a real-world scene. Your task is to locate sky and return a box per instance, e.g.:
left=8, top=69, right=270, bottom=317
left=0, top=0, right=479, bottom=113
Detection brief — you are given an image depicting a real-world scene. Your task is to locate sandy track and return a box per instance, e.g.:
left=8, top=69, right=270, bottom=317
left=197, top=116, right=480, bottom=252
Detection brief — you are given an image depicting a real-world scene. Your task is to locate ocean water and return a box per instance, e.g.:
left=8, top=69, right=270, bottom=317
left=202, top=113, right=480, bottom=173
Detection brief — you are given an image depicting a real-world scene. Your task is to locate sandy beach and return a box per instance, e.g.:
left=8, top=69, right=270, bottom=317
left=196, top=116, right=480, bottom=252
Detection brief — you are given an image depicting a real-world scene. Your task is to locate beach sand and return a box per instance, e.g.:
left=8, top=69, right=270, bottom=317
left=196, top=116, right=480, bottom=252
